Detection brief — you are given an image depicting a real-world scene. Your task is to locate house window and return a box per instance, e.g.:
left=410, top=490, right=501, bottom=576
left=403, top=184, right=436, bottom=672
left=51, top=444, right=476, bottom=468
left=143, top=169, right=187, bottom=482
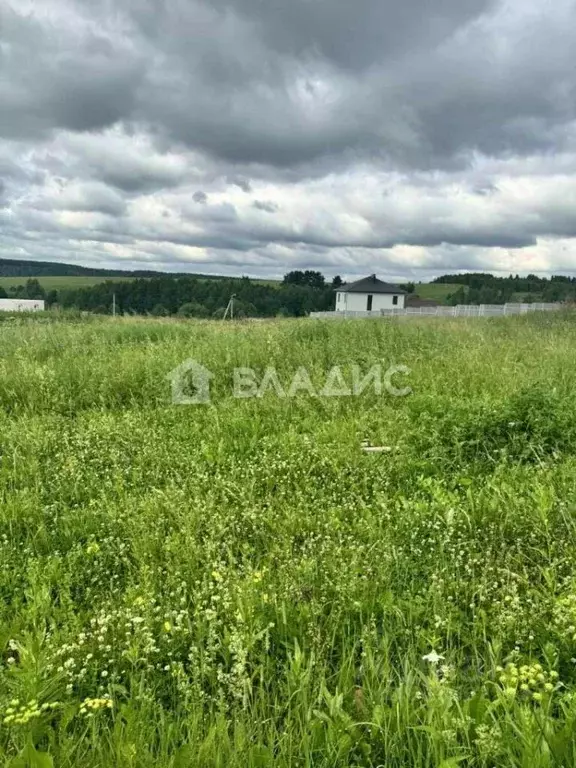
left=366, top=295, right=373, bottom=311
left=393, top=295, right=398, bottom=306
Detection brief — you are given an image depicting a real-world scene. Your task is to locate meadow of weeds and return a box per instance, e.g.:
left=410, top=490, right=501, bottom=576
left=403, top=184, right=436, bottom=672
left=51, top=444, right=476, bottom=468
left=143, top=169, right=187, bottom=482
left=2, top=311, right=576, bottom=767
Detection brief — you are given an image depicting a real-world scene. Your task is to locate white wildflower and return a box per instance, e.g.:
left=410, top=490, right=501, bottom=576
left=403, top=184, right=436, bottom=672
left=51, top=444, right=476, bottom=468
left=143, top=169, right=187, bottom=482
left=422, top=651, right=444, bottom=664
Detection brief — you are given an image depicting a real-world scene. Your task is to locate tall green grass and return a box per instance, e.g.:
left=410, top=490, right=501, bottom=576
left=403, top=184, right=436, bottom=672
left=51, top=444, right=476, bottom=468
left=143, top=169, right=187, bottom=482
left=2, top=312, right=576, bottom=766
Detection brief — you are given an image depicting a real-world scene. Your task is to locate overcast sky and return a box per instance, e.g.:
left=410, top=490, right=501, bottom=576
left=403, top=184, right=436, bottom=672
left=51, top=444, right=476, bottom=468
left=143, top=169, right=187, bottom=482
left=1, top=0, right=576, bottom=281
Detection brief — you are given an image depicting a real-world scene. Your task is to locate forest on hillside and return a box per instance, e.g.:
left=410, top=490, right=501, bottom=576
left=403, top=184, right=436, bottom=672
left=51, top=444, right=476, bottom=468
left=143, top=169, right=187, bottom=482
left=2, top=270, right=575, bottom=317
left=0, top=272, right=343, bottom=317
left=0, top=257, right=189, bottom=279
left=436, top=273, right=576, bottom=305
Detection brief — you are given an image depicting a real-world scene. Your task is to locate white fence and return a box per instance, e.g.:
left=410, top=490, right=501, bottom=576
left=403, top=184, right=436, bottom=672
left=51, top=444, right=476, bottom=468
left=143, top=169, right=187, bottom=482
left=0, top=299, right=45, bottom=312
left=310, top=302, right=564, bottom=320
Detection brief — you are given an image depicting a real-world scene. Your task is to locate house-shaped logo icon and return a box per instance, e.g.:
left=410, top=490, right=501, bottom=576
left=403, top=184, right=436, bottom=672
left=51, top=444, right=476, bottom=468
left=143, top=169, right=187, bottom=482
left=166, top=359, right=214, bottom=404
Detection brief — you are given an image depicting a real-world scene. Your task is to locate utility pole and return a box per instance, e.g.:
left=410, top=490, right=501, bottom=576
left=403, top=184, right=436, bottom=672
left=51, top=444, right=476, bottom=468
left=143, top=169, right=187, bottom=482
left=223, top=293, right=236, bottom=320
left=112, top=293, right=116, bottom=318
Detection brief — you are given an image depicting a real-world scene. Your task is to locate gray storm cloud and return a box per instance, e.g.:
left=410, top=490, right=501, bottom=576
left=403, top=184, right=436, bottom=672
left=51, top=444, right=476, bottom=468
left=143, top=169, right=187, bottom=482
left=1, top=0, right=576, bottom=278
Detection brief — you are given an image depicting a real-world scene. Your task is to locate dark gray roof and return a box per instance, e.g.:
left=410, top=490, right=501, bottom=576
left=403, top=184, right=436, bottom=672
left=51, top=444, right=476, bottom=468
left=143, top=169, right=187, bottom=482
left=339, top=274, right=407, bottom=294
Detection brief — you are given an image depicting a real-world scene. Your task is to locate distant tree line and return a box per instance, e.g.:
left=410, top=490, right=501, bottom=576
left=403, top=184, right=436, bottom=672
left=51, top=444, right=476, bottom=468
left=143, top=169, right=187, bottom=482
left=2, top=271, right=573, bottom=315
left=0, top=257, right=197, bottom=279
left=435, top=273, right=576, bottom=305
left=0, top=271, right=414, bottom=317
left=0, top=274, right=342, bottom=317
left=0, top=279, right=49, bottom=301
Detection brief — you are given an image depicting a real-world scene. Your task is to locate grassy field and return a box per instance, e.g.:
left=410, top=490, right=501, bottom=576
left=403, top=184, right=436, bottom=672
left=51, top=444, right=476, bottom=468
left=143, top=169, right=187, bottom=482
left=2, top=311, right=576, bottom=766
left=0, top=275, right=280, bottom=292
left=414, top=283, right=467, bottom=302
left=0, top=276, right=138, bottom=291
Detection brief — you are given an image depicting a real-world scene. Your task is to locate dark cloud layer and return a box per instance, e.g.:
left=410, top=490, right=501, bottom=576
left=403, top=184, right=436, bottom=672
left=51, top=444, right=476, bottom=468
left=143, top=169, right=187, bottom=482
left=227, top=176, right=252, bottom=193
left=1, top=0, right=576, bottom=278
left=192, top=191, right=208, bottom=204
left=210, top=0, right=493, bottom=71
left=253, top=200, right=279, bottom=214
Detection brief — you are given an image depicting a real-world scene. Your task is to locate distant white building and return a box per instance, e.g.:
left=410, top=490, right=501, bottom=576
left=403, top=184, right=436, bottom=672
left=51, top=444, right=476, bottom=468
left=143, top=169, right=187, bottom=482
left=0, top=299, right=45, bottom=312
left=335, top=275, right=406, bottom=312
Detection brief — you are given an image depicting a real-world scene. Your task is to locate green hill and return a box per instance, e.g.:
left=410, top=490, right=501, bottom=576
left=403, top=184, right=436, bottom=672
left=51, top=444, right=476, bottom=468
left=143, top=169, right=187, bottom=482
left=0, top=275, right=138, bottom=291
left=0, top=258, right=248, bottom=282
left=0, top=257, right=170, bottom=279
left=0, top=259, right=279, bottom=292
left=414, top=283, right=468, bottom=302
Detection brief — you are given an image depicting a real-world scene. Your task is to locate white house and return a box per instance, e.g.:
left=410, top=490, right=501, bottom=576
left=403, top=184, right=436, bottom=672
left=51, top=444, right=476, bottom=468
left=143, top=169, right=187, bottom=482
left=0, top=299, right=45, bottom=312
left=335, top=275, right=406, bottom=312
